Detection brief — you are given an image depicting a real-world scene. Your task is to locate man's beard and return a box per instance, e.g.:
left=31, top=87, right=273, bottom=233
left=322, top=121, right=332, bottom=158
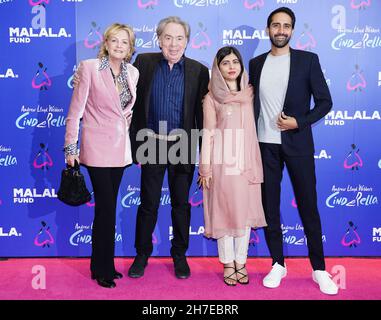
left=270, top=34, right=291, bottom=48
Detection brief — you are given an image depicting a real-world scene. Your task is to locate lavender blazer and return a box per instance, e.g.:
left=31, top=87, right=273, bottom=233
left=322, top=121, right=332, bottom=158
left=65, top=58, right=139, bottom=167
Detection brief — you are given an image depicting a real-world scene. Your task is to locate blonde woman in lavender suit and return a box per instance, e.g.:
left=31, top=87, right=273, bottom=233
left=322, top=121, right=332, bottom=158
left=64, top=23, right=139, bottom=288
left=198, top=46, right=267, bottom=286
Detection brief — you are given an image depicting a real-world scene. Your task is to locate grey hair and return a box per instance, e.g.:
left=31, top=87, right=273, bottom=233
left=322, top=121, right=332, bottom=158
left=156, top=16, right=190, bottom=42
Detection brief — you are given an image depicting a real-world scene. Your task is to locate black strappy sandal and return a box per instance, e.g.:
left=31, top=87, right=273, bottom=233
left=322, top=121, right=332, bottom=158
left=235, top=264, right=249, bottom=285
left=223, top=266, right=237, bottom=286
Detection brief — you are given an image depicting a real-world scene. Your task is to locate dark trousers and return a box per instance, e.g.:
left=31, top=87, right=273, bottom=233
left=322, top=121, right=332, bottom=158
left=86, top=166, right=125, bottom=280
left=259, top=143, right=325, bottom=271
left=135, top=162, right=194, bottom=258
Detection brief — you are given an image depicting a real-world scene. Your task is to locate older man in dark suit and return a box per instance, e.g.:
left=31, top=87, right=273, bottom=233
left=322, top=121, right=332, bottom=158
left=128, top=16, right=209, bottom=279
left=249, top=7, right=338, bottom=295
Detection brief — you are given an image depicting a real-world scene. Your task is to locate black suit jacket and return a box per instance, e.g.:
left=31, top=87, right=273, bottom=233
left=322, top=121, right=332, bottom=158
left=130, top=52, right=210, bottom=169
left=249, top=48, right=332, bottom=156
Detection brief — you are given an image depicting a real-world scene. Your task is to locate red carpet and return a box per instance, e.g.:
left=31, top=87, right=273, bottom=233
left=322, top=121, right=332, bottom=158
left=0, top=257, right=380, bottom=300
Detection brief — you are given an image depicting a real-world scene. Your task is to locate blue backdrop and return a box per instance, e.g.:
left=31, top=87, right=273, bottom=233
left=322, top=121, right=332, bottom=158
left=1, top=0, right=380, bottom=257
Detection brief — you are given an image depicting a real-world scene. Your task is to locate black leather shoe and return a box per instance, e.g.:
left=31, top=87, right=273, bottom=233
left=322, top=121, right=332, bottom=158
left=95, top=278, right=116, bottom=288
left=91, top=271, right=123, bottom=280
left=173, top=256, right=190, bottom=279
left=128, top=254, right=149, bottom=278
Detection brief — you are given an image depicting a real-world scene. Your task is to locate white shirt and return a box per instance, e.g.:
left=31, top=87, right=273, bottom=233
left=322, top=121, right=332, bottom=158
left=258, top=52, right=290, bottom=144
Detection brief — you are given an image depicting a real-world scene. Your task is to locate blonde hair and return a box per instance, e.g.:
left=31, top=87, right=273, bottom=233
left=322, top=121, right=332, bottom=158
left=98, top=23, right=136, bottom=62
left=156, top=16, right=190, bottom=42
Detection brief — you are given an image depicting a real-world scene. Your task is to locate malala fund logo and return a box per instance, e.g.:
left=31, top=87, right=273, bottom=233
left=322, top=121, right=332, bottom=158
left=222, top=25, right=263, bottom=69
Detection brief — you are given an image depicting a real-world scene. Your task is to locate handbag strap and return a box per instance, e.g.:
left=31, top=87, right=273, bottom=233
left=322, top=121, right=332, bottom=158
left=66, top=159, right=80, bottom=169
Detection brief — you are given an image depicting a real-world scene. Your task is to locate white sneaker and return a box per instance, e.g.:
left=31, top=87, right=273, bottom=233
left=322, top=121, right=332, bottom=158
left=312, top=270, right=339, bottom=295
left=263, top=262, right=287, bottom=288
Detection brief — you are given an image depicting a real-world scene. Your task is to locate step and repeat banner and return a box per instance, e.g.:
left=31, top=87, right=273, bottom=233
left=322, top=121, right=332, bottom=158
left=0, top=0, right=380, bottom=257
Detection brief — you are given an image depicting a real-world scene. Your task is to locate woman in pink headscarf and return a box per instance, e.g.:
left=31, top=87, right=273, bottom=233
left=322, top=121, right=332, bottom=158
left=198, top=46, right=267, bottom=286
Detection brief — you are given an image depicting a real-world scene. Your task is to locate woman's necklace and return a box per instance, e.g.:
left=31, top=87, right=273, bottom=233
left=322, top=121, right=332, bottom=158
left=110, top=68, right=119, bottom=85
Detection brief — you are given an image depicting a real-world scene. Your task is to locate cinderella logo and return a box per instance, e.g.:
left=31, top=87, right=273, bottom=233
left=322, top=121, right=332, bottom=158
left=347, top=65, right=366, bottom=91
left=70, top=224, right=122, bottom=246
left=191, top=22, right=211, bottom=49
left=29, top=0, right=49, bottom=6
left=296, top=24, right=316, bottom=51
left=137, top=0, right=158, bottom=9
left=34, top=221, right=54, bottom=248
left=341, top=221, right=360, bottom=247
left=249, top=229, right=259, bottom=246
left=33, top=143, right=53, bottom=170
left=344, top=144, right=363, bottom=170
left=67, top=65, right=77, bottom=89
left=32, top=62, right=52, bottom=90
left=84, top=22, right=103, bottom=49
left=121, top=190, right=171, bottom=208
left=188, top=186, right=203, bottom=207
left=350, top=0, right=371, bottom=10
left=244, top=0, right=265, bottom=10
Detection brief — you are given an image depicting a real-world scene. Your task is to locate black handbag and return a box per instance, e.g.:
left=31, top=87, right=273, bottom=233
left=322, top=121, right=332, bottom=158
left=57, top=160, right=91, bottom=206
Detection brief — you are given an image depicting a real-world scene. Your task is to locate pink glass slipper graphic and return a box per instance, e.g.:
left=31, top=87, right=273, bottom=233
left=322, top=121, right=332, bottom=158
left=32, top=62, right=52, bottom=90
left=249, top=229, right=260, bottom=246
left=351, top=0, right=371, bottom=9
left=29, top=0, right=49, bottom=6
left=296, top=24, right=316, bottom=50
left=33, top=143, right=53, bottom=170
left=191, top=23, right=211, bottom=49
left=137, top=0, right=158, bottom=9
left=244, top=0, right=265, bottom=9
left=347, top=65, right=366, bottom=91
left=189, top=186, right=203, bottom=207
left=341, top=221, right=360, bottom=247
left=344, top=144, right=363, bottom=170
left=34, top=221, right=54, bottom=248
left=84, top=22, right=103, bottom=49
